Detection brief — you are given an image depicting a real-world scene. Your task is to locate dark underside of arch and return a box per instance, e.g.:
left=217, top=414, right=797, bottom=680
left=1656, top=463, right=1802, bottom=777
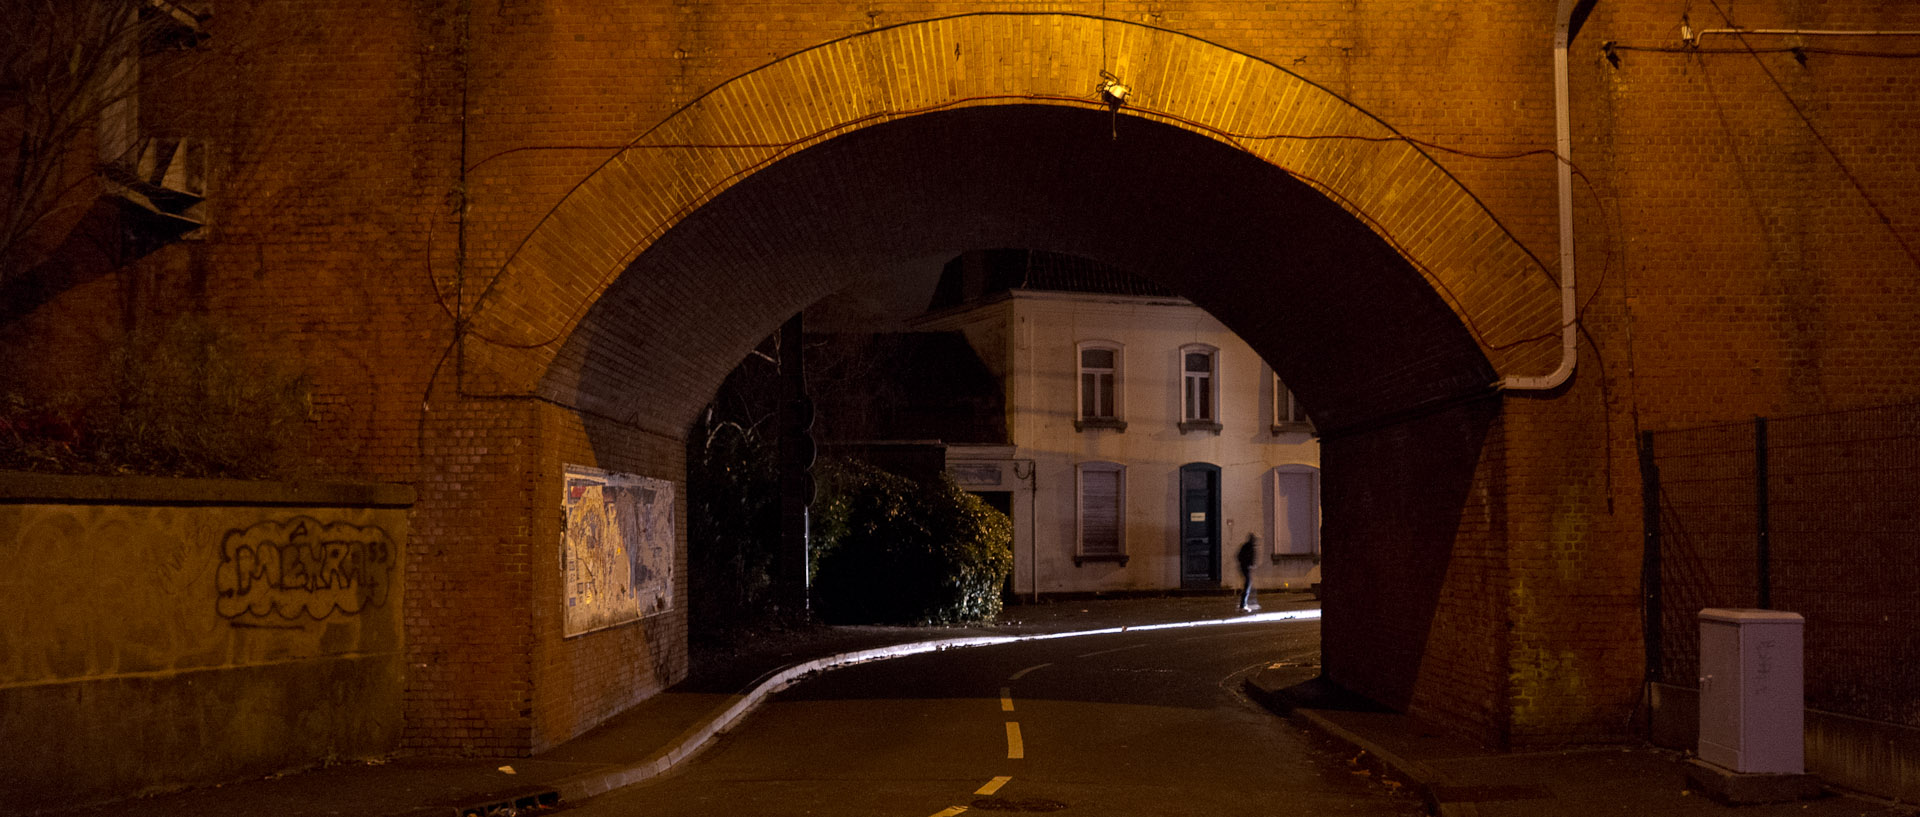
left=545, top=104, right=1497, bottom=439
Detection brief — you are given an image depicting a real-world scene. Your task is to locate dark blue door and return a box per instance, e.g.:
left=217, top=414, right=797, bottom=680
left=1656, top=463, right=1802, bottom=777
left=1180, top=463, right=1221, bottom=588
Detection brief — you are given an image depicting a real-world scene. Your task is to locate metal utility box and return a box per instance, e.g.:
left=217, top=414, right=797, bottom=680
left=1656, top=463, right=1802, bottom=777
left=1697, top=608, right=1805, bottom=774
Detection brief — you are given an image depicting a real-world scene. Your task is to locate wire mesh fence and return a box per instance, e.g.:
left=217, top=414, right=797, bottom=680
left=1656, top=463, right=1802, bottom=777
left=1645, top=402, right=1920, bottom=729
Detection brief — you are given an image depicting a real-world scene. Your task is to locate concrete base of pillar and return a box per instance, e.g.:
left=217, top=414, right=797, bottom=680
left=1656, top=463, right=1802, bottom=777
left=1685, top=759, right=1822, bottom=805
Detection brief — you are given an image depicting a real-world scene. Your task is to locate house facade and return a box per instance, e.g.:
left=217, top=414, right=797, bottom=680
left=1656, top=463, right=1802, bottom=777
left=912, top=251, right=1321, bottom=598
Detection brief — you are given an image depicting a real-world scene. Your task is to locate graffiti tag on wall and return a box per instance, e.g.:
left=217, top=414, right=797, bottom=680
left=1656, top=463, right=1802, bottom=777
left=215, top=517, right=395, bottom=621
left=562, top=466, right=674, bottom=636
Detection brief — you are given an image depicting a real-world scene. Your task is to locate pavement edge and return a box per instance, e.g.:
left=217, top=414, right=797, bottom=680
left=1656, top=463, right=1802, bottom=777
left=1242, top=679, right=1469, bottom=817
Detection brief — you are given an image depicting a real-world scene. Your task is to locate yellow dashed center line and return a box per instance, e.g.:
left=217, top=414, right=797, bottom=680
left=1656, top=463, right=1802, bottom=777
left=976, top=775, right=1013, bottom=796
left=1005, top=721, right=1024, bottom=759
left=928, top=807, right=968, bottom=817
left=1000, top=686, right=1014, bottom=711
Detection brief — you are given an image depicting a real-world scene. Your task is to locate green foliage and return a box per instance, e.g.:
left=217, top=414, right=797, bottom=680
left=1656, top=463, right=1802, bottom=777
left=0, top=315, right=311, bottom=479
left=686, top=410, right=784, bottom=646
left=811, top=458, right=1014, bottom=625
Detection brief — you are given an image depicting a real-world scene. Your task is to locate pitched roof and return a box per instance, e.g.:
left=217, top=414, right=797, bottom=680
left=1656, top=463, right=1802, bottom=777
left=805, top=331, right=1008, bottom=446
left=927, top=249, right=1175, bottom=311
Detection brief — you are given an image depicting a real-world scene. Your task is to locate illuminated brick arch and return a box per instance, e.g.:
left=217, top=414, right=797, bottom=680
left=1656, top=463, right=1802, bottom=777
left=418, top=12, right=1632, bottom=755
left=459, top=12, right=1561, bottom=435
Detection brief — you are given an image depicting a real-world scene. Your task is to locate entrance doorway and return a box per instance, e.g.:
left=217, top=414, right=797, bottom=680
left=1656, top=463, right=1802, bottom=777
left=974, top=490, right=1016, bottom=598
left=1180, top=463, right=1221, bottom=588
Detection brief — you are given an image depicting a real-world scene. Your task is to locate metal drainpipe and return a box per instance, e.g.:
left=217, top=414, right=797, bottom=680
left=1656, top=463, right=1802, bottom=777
left=1502, top=0, right=1581, bottom=392
left=1013, top=458, right=1038, bottom=603
left=1687, top=27, right=1920, bottom=45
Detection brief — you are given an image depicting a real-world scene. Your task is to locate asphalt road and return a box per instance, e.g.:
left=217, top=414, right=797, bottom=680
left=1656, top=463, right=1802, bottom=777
left=572, top=618, right=1425, bottom=817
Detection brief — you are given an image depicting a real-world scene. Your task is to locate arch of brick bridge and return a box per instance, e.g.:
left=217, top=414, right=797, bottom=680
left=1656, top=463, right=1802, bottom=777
left=458, top=14, right=1609, bottom=750
left=461, top=12, right=1563, bottom=435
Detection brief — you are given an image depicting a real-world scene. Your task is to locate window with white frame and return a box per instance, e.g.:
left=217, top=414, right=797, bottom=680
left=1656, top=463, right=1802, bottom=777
left=1179, top=345, right=1221, bottom=433
left=1268, top=465, right=1321, bottom=557
left=1075, top=461, right=1127, bottom=565
left=1076, top=342, right=1125, bottom=430
left=1272, top=372, right=1313, bottom=433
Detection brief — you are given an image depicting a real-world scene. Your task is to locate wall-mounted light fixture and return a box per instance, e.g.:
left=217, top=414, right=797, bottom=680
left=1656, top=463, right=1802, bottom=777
left=1097, top=71, right=1130, bottom=106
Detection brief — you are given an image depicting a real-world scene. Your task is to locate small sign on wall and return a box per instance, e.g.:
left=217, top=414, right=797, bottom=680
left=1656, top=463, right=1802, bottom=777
left=561, top=465, right=675, bottom=636
left=951, top=463, right=1005, bottom=487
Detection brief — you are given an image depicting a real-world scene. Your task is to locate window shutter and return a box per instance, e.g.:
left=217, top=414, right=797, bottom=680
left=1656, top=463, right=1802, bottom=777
left=1082, top=469, right=1121, bottom=555
left=1274, top=470, right=1318, bottom=555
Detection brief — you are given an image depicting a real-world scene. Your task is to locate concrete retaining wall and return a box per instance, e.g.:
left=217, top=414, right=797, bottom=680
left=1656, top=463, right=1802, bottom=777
left=0, top=472, right=413, bottom=807
left=1649, top=682, right=1920, bottom=803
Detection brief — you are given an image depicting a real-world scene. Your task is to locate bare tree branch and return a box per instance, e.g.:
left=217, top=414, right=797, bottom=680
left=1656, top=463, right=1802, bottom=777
left=0, top=0, right=195, bottom=283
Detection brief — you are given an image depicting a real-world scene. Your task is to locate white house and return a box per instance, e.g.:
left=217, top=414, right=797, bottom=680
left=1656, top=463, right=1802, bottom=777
left=911, top=250, right=1321, bottom=598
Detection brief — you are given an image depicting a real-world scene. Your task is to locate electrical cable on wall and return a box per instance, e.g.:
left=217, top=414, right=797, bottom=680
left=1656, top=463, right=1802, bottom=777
left=441, top=20, right=1639, bottom=410
left=455, top=94, right=1599, bottom=363
left=1699, top=0, right=1920, bottom=272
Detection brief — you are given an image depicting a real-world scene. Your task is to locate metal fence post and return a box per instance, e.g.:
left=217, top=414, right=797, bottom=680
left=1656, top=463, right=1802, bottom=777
left=1640, top=430, right=1662, bottom=683
left=1755, top=416, right=1771, bottom=610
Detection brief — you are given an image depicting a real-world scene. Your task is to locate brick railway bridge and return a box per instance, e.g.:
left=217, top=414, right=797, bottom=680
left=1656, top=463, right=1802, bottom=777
left=5, top=0, right=1916, bottom=785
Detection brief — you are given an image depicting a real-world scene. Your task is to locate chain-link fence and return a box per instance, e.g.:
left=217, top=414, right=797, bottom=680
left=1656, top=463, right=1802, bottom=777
left=1642, top=402, right=1920, bottom=729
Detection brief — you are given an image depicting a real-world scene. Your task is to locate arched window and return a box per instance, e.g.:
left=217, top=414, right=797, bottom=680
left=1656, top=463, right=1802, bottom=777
left=1075, top=341, right=1126, bottom=431
left=1178, top=344, right=1221, bottom=433
left=1271, top=371, right=1314, bottom=434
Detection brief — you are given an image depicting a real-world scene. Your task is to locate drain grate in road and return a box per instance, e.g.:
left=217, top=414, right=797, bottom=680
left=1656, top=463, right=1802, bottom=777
left=453, top=788, right=562, bottom=816
left=969, top=795, right=1069, bottom=812
left=1429, top=784, right=1554, bottom=803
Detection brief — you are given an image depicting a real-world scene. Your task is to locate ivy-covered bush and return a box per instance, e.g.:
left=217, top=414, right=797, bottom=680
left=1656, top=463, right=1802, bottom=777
left=811, top=459, right=1013, bottom=625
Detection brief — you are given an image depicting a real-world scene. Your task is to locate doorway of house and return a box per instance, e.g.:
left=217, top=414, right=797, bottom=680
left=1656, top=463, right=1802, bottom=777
left=1179, top=463, right=1221, bottom=588
left=973, top=490, right=1016, bottom=598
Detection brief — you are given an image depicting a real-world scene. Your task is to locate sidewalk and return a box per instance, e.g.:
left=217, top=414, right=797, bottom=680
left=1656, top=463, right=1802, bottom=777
left=1244, top=669, right=1916, bottom=817
left=43, top=594, right=1306, bottom=817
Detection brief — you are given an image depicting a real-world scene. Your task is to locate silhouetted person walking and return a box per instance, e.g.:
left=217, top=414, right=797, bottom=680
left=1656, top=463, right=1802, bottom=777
left=1237, top=534, right=1259, bottom=612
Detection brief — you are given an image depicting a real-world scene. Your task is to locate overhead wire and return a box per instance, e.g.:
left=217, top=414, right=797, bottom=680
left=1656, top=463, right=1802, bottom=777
left=453, top=93, right=1601, bottom=363
left=1701, top=0, right=1920, bottom=272
left=445, top=16, right=1593, bottom=366
left=1608, top=43, right=1920, bottom=58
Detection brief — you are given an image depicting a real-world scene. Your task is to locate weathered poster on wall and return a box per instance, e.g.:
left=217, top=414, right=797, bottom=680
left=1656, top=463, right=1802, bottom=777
left=561, top=465, right=675, bottom=636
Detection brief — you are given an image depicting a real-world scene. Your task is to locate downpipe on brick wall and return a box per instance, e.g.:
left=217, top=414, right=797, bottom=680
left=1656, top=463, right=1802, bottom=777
left=1500, top=0, right=1584, bottom=392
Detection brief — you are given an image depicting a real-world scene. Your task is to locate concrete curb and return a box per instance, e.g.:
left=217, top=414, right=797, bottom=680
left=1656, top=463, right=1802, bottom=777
left=1287, top=709, right=1471, bottom=817
left=551, top=608, right=1322, bottom=802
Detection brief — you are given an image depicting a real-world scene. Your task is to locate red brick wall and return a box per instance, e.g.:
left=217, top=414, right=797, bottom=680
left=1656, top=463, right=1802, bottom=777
left=405, top=398, right=537, bottom=753
left=1320, top=398, right=1511, bottom=746
left=529, top=403, right=689, bottom=752
left=4, top=1, right=1917, bottom=756
left=1499, top=351, right=1644, bottom=747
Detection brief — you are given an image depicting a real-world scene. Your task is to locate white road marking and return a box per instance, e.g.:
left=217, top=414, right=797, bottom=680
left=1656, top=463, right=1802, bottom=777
left=555, top=608, right=1318, bottom=797
left=1005, top=721, right=1024, bottom=759
left=976, top=776, right=1012, bottom=795
left=1076, top=643, right=1145, bottom=658
left=1000, top=687, right=1014, bottom=711
left=1112, top=609, right=1318, bottom=632
left=1008, top=662, right=1051, bottom=680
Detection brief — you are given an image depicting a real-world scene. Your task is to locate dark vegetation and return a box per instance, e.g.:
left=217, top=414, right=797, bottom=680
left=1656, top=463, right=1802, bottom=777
left=687, top=332, right=1014, bottom=648
left=686, top=395, right=787, bottom=648
left=811, top=458, right=1013, bottom=625
left=0, top=315, right=311, bottom=479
